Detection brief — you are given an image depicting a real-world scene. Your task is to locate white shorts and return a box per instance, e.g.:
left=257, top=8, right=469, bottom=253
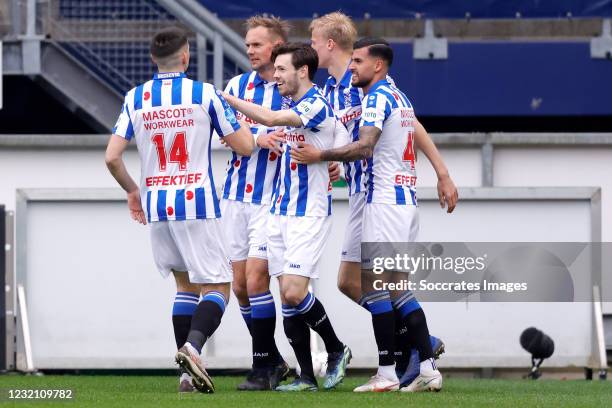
left=361, top=203, right=419, bottom=269
left=341, top=191, right=367, bottom=263
left=220, top=199, right=268, bottom=261
left=267, top=214, right=332, bottom=279
left=150, top=219, right=232, bottom=284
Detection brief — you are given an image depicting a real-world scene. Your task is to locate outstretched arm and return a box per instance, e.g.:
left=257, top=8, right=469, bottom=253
left=223, top=93, right=303, bottom=128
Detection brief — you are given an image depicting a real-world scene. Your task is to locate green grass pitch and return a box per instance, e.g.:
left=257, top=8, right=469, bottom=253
left=0, top=374, right=611, bottom=407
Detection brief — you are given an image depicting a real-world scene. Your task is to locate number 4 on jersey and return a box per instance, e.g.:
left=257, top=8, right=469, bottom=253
left=403, top=131, right=415, bottom=168
left=152, top=131, right=189, bottom=171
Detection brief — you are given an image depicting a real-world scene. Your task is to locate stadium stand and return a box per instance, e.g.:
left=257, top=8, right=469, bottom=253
left=3, top=0, right=612, bottom=132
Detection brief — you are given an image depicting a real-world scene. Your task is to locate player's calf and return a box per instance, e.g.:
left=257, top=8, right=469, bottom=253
left=177, top=286, right=229, bottom=393
left=337, top=261, right=362, bottom=303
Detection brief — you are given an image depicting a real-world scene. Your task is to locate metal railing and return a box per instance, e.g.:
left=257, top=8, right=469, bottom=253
left=7, top=0, right=248, bottom=94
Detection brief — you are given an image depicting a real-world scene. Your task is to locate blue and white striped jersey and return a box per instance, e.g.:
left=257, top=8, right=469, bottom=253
left=323, top=69, right=366, bottom=196
left=222, top=72, right=291, bottom=205
left=270, top=85, right=345, bottom=217
left=113, top=72, right=240, bottom=222
left=360, top=79, right=418, bottom=206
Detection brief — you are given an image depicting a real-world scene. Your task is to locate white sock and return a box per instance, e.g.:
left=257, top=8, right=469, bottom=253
left=419, top=358, right=437, bottom=376
left=377, top=364, right=398, bottom=381
left=184, top=342, right=199, bottom=356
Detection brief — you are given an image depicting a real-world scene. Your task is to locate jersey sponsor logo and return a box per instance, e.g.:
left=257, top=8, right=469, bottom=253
left=283, top=132, right=306, bottom=143
left=394, top=174, right=417, bottom=187
left=142, top=108, right=195, bottom=130
left=340, top=108, right=362, bottom=124
left=143, top=108, right=195, bottom=130
left=143, top=108, right=193, bottom=121
left=144, top=119, right=194, bottom=130
left=400, top=109, right=415, bottom=127
left=297, top=101, right=311, bottom=113
left=363, top=110, right=377, bottom=119
left=145, top=172, right=203, bottom=187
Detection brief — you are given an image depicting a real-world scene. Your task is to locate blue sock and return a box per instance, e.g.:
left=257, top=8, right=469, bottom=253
left=186, top=291, right=226, bottom=353
left=249, top=291, right=280, bottom=367
left=363, top=291, right=395, bottom=366
left=295, top=292, right=316, bottom=315
left=362, top=291, right=394, bottom=315
left=172, top=292, right=198, bottom=349
left=297, top=292, right=344, bottom=353
left=393, top=292, right=434, bottom=361
left=239, top=304, right=252, bottom=332
left=282, top=304, right=298, bottom=318
left=358, top=292, right=379, bottom=312
left=392, top=290, right=421, bottom=318
left=250, top=291, right=276, bottom=319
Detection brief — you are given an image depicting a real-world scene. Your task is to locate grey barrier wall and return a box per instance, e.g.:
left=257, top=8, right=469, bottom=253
left=1, top=133, right=610, bottom=369
left=13, top=187, right=602, bottom=369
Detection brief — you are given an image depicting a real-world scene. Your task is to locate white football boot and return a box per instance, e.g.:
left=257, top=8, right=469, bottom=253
left=400, top=358, right=442, bottom=392
left=353, top=374, right=399, bottom=392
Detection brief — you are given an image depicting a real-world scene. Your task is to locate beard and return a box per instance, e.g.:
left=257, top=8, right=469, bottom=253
left=279, top=77, right=299, bottom=97
left=351, top=75, right=372, bottom=89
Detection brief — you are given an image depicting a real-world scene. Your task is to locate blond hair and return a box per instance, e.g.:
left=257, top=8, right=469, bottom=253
left=309, top=11, right=357, bottom=51
left=245, top=15, right=290, bottom=43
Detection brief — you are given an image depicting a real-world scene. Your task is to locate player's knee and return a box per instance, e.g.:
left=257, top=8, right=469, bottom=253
left=232, top=281, right=249, bottom=305
left=337, top=278, right=360, bottom=302
left=246, top=271, right=270, bottom=295
left=281, top=286, right=307, bottom=306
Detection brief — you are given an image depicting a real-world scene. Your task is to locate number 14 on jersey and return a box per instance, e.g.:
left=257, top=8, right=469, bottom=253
left=151, top=131, right=189, bottom=171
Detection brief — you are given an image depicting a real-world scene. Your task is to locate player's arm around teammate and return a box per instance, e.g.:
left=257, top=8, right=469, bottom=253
left=226, top=44, right=352, bottom=391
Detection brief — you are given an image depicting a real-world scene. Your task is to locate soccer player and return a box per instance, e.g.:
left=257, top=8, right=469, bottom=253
left=220, top=15, right=291, bottom=391
left=105, top=27, right=254, bottom=393
left=224, top=43, right=352, bottom=391
left=309, top=13, right=450, bottom=390
left=291, top=38, right=458, bottom=392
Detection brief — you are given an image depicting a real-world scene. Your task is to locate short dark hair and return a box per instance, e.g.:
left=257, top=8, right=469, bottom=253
left=353, top=37, right=393, bottom=67
left=271, top=43, right=318, bottom=81
left=151, top=27, right=188, bottom=59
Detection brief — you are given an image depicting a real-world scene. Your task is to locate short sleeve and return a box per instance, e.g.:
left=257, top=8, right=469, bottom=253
left=360, top=92, right=390, bottom=131
left=208, top=85, right=241, bottom=138
left=112, top=96, right=134, bottom=141
left=224, top=75, right=239, bottom=97
left=291, top=97, right=328, bottom=130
